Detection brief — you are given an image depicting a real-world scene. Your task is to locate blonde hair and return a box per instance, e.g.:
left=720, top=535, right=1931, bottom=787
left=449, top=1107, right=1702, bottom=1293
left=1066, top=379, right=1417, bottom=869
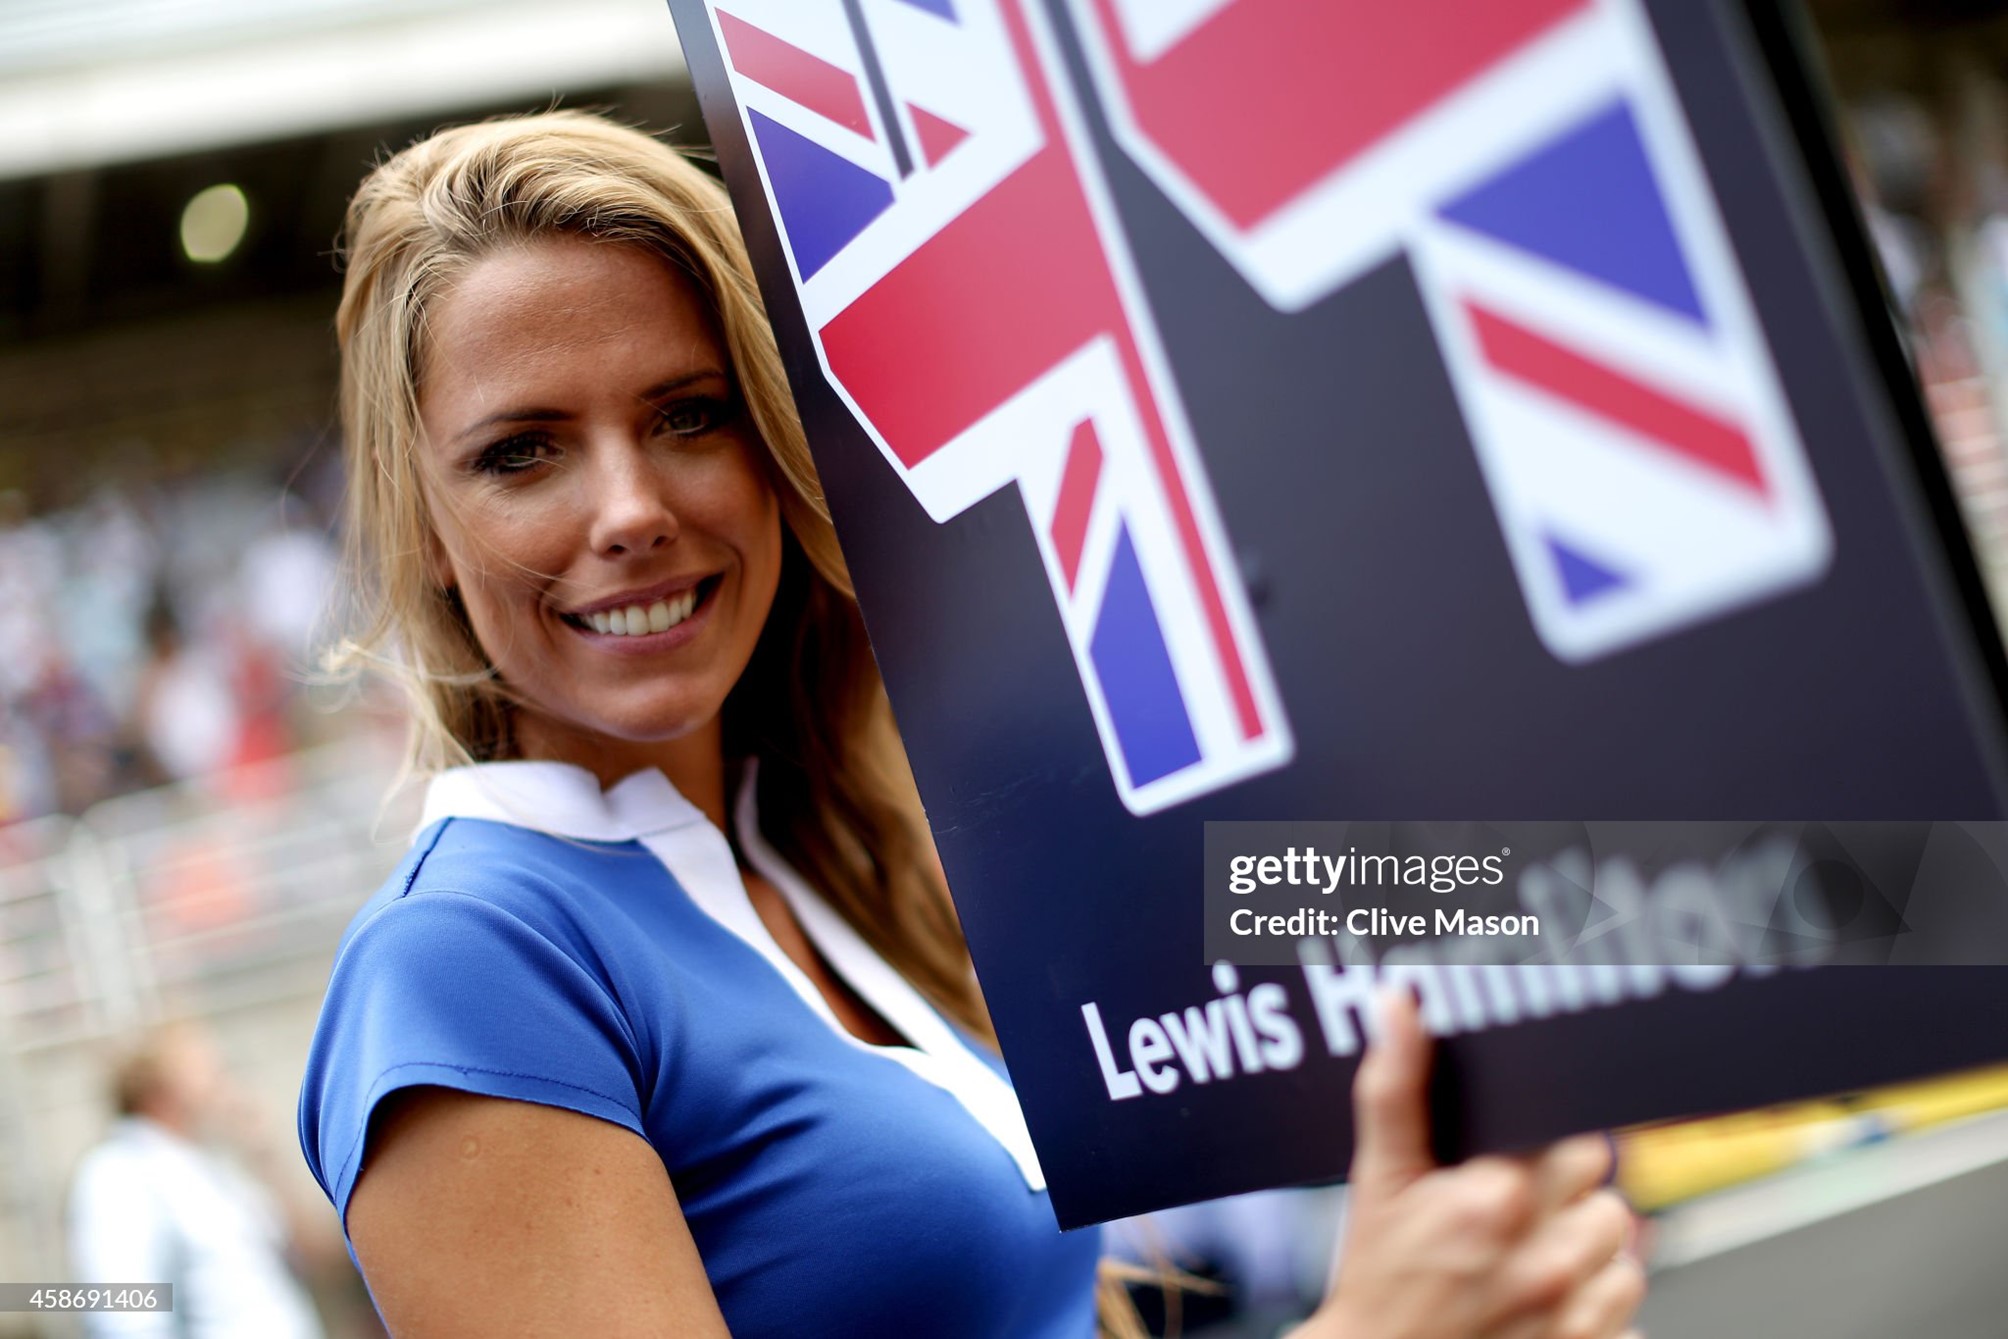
left=327, top=110, right=988, bottom=1041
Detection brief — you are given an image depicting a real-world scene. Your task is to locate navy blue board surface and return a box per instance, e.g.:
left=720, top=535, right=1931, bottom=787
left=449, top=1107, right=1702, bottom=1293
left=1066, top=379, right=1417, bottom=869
left=667, top=0, right=2008, bottom=1226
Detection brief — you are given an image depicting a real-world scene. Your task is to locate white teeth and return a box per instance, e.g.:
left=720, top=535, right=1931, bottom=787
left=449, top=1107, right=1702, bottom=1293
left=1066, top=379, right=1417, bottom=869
left=582, top=588, right=702, bottom=636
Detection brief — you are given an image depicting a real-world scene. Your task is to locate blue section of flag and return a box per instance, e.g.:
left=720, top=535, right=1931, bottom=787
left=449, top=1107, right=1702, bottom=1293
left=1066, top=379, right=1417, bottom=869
left=890, top=0, right=957, bottom=18
left=1090, top=525, right=1202, bottom=787
left=748, top=109, right=894, bottom=279
left=1547, top=533, right=1630, bottom=604
left=1439, top=101, right=1706, bottom=325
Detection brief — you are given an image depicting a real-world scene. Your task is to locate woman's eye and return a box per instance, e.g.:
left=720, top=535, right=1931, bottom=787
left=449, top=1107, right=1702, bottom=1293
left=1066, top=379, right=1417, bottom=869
left=474, top=435, right=554, bottom=475
left=657, top=396, right=736, bottom=438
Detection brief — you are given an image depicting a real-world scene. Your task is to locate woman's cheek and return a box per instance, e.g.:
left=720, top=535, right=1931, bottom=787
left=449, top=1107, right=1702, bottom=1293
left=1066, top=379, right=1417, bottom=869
left=467, top=518, right=572, bottom=593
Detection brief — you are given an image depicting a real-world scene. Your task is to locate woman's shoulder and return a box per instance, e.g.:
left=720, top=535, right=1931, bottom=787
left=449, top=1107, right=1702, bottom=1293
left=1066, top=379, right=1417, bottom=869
left=403, top=810, right=662, bottom=896
left=301, top=817, right=663, bottom=1217
left=338, top=814, right=669, bottom=961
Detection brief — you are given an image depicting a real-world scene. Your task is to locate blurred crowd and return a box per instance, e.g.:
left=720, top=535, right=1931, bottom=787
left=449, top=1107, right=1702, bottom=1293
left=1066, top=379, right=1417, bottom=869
left=0, top=457, right=346, bottom=827
left=1851, top=90, right=2008, bottom=382
left=1844, top=82, right=2008, bottom=605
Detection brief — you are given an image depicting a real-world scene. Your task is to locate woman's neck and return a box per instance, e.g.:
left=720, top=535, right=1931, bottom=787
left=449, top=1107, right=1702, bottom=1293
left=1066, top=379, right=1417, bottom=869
left=509, top=711, right=731, bottom=831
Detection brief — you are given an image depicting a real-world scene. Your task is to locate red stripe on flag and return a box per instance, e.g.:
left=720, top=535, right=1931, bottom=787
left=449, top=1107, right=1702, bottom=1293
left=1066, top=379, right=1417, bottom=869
left=718, top=11, right=876, bottom=142
left=909, top=103, right=971, bottom=167
left=1089, top=0, right=1586, bottom=229
left=1466, top=302, right=1767, bottom=496
left=820, top=3, right=1265, bottom=743
left=1051, top=420, right=1103, bottom=589
left=822, top=148, right=1111, bottom=468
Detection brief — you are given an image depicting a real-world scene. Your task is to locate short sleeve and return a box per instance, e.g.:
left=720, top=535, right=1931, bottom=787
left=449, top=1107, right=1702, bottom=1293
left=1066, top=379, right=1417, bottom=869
left=297, top=888, right=646, bottom=1227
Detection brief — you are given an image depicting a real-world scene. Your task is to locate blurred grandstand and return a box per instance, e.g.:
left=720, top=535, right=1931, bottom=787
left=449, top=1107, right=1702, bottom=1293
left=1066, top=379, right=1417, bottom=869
left=7, top=2, right=2008, bottom=1338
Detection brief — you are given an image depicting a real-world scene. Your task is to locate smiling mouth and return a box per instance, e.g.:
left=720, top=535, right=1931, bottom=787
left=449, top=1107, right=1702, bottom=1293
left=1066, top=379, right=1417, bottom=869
left=560, top=577, right=718, bottom=637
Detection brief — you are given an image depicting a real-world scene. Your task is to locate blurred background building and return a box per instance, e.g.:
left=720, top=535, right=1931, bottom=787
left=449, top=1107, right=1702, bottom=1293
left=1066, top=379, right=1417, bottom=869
left=6, top=1, right=2008, bottom=1337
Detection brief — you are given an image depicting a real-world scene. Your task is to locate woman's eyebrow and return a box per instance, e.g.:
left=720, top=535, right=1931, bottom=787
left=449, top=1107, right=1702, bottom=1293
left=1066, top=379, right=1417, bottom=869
left=637, top=369, right=730, bottom=403
left=451, top=371, right=730, bottom=446
left=452, top=406, right=567, bottom=447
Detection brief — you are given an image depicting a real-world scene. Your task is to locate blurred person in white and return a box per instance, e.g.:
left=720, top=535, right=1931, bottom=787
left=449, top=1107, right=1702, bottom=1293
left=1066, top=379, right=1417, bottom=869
left=0, top=494, right=71, bottom=817
left=133, top=597, right=243, bottom=785
left=0, top=491, right=62, bottom=708
left=238, top=498, right=338, bottom=667
left=69, top=1023, right=326, bottom=1339
left=64, top=488, right=160, bottom=722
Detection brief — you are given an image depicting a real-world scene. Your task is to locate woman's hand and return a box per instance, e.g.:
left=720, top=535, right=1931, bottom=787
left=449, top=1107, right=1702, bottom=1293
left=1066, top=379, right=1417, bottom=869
left=1304, top=992, right=1644, bottom=1339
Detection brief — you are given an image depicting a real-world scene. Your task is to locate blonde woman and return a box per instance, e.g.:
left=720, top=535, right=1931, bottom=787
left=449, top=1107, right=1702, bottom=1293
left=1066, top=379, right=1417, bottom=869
left=297, top=111, right=1644, bottom=1339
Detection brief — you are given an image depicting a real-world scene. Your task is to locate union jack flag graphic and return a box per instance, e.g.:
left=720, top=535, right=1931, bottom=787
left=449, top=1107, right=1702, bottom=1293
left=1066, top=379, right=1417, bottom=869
left=701, top=0, right=1831, bottom=814
left=1068, top=0, right=1831, bottom=660
left=702, top=0, right=1292, bottom=814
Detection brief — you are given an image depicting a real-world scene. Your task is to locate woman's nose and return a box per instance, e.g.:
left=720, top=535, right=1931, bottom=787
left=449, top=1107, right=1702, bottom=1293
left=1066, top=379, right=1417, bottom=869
left=586, top=445, right=678, bottom=556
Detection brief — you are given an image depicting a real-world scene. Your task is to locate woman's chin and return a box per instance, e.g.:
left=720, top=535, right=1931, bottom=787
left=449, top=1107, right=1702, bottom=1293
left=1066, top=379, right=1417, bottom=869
left=514, top=696, right=727, bottom=767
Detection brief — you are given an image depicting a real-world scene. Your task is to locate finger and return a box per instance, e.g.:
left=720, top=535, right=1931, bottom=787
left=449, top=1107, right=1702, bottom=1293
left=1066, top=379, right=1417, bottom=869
left=1435, top=1155, right=1539, bottom=1247
left=1496, top=1188, right=1632, bottom=1316
left=1526, top=1133, right=1615, bottom=1218
left=1349, top=988, right=1435, bottom=1196
left=1548, top=1255, right=1646, bottom=1339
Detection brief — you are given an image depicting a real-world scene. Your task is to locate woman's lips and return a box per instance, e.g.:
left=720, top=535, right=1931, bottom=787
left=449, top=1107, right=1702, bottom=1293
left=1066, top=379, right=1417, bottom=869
left=561, top=576, right=718, bottom=647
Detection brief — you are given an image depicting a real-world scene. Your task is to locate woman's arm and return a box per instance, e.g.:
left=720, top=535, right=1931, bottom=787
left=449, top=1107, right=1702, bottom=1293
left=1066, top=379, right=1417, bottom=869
left=347, top=1088, right=731, bottom=1338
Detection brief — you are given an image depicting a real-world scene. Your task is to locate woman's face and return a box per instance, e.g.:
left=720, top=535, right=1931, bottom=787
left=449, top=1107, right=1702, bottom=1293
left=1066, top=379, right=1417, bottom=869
left=416, top=235, right=782, bottom=769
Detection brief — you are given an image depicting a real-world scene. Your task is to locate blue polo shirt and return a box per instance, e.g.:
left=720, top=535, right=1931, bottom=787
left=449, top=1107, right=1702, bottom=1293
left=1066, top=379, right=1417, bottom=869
left=298, top=762, right=1098, bottom=1338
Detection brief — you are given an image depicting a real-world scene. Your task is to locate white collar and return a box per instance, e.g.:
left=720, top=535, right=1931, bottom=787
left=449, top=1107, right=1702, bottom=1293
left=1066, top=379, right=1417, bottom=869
left=418, top=758, right=1046, bottom=1191
left=420, top=760, right=706, bottom=842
